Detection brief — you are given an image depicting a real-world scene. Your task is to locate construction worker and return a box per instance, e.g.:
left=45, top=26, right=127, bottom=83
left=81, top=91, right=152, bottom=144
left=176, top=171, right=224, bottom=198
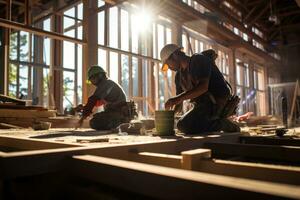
left=160, top=44, right=240, bottom=134
left=76, top=65, right=133, bottom=130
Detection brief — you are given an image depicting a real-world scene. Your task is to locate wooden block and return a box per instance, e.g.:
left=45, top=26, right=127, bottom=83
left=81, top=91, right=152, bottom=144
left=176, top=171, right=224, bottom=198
left=181, top=148, right=211, bottom=170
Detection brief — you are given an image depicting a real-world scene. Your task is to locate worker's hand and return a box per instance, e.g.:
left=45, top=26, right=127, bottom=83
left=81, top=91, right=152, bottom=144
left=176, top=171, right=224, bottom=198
left=174, top=103, right=183, bottom=114
left=165, top=97, right=182, bottom=110
left=74, top=104, right=84, bottom=112
left=75, top=117, right=84, bottom=129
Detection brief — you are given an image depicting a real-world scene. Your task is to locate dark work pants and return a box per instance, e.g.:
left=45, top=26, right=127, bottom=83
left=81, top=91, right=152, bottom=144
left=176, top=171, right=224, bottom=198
left=89, top=110, right=128, bottom=130
left=177, top=94, right=240, bottom=134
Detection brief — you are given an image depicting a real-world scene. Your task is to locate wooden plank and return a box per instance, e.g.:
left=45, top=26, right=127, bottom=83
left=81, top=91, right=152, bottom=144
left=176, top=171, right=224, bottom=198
left=240, top=136, right=300, bottom=146
left=204, top=142, right=300, bottom=163
left=0, top=135, right=80, bottom=151
left=181, top=148, right=211, bottom=170
left=0, top=109, right=56, bottom=118
left=70, top=155, right=300, bottom=199
left=0, top=94, right=25, bottom=105
left=193, top=159, right=300, bottom=185
left=0, top=104, right=47, bottom=110
left=129, top=151, right=182, bottom=168
left=0, top=123, right=22, bottom=129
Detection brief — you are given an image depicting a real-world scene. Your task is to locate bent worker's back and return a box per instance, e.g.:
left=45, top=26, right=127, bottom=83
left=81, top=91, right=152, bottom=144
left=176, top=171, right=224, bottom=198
left=93, top=78, right=126, bottom=107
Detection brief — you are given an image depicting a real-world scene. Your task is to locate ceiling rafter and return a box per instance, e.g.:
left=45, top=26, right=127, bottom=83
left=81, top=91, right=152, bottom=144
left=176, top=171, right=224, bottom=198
left=247, top=1, right=271, bottom=26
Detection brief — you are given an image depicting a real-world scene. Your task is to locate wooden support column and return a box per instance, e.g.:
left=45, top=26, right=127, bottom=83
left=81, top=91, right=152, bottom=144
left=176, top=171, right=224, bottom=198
left=228, top=48, right=237, bottom=92
left=0, top=28, right=5, bottom=94
left=248, top=59, right=255, bottom=113
left=32, top=23, right=44, bottom=106
left=264, top=63, right=270, bottom=115
left=82, top=0, right=98, bottom=103
left=148, top=20, right=155, bottom=114
left=50, top=11, right=63, bottom=112
left=171, top=23, right=182, bottom=96
left=3, top=0, right=12, bottom=95
left=172, top=23, right=182, bottom=47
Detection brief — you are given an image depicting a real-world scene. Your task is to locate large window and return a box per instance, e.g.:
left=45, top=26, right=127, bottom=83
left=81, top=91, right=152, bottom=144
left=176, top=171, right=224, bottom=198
left=236, top=59, right=250, bottom=115
left=96, top=3, right=174, bottom=114
left=253, top=66, right=266, bottom=115
left=62, top=3, right=83, bottom=108
left=7, top=2, right=83, bottom=111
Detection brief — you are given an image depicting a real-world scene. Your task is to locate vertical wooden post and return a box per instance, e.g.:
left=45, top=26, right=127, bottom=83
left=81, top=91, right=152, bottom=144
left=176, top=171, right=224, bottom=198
left=4, top=0, right=12, bottom=95
left=117, top=7, right=121, bottom=85
left=82, top=0, right=98, bottom=103
left=264, top=63, right=270, bottom=115
left=228, top=48, right=237, bottom=92
left=128, top=11, right=133, bottom=99
left=248, top=59, right=255, bottom=113
left=24, top=0, right=30, bottom=25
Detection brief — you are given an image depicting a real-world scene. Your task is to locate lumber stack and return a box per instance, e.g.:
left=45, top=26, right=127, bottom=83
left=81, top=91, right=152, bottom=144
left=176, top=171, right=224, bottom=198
left=0, top=95, right=56, bottom=128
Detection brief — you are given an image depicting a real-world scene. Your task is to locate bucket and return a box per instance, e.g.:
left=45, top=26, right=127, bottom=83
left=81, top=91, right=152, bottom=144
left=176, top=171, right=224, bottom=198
left=155, top=110, right=175, bottom=135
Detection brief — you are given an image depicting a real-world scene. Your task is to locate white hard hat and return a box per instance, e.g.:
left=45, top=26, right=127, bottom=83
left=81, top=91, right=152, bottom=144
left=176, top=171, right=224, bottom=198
left=160, top=44, right=182, bottom=71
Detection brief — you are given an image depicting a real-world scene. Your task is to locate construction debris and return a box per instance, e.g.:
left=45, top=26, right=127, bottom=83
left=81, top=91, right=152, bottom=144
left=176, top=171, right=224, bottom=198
left=76, top=138, right=109, bottom=143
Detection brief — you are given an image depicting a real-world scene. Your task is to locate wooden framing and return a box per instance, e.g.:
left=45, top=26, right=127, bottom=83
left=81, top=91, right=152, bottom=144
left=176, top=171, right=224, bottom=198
left=0, top=18, right=85, bottom=45
left=126, top=145, right=300, bottom=185
left=70, top=155, right=300, bottom=199
left=1, top=133, right=300, bottom=198
left=204, top=142, right=300, bottom=163
left=0, top=133, right=241, bottom=178
left=240, top=136, right=300, bottom=146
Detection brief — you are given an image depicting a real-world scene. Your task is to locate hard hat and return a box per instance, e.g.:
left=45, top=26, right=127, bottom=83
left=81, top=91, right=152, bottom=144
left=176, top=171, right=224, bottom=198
left=202, top=49, right=218, bottom=61
left=160, top=44, right=181, bottom=71
left=87, top=65, right=106, bottom=80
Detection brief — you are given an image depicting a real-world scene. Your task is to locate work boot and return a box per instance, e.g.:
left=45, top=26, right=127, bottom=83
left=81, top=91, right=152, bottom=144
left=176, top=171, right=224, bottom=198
left=219, top=118, right=240, bottom=132
left=209, top=118, right=240, bottom=133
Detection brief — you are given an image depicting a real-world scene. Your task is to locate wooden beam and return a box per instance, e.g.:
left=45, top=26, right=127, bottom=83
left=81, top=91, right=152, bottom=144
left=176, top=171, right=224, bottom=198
left=0, top=0, right=24, bottom=6
left=194, top=158, right=300, bottom=185
left=185, top=0, right=269, bottom=47
left=277, top=10, right=300, bottom=17
left=70, top=155, right=300, bottom=199
left=0, top=135, right=80, bottom=151
left=240, top=136, right=300, bottom=146
left=205, top=142, right=300, bottom=163
left=0, top=108, right=56, bottom=118
left=247, top=0, right=264, bottom=7
left=248, top=2, right=270, bottom=26
left=243, top=6, right=257, bottom=22
left=129, top=152, right=182, bottom=168
left=0, top=18, right=86, bottom=45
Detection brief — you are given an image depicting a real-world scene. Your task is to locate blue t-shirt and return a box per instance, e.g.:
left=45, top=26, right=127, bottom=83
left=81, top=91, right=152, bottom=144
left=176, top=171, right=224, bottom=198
left=175, top=53, right=230, bottom=99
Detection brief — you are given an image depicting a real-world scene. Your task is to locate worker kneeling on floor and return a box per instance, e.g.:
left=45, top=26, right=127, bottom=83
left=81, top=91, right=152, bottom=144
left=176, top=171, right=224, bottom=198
left=160, top=44, right=240, bottom=134
left=76, top=65, right=136, bottom=130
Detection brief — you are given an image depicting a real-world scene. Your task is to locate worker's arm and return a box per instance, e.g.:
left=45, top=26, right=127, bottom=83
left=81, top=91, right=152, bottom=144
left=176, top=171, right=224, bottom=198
left=165, top=78, right=209, bottom=110
left=76, top=95, right=105, bottom=128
